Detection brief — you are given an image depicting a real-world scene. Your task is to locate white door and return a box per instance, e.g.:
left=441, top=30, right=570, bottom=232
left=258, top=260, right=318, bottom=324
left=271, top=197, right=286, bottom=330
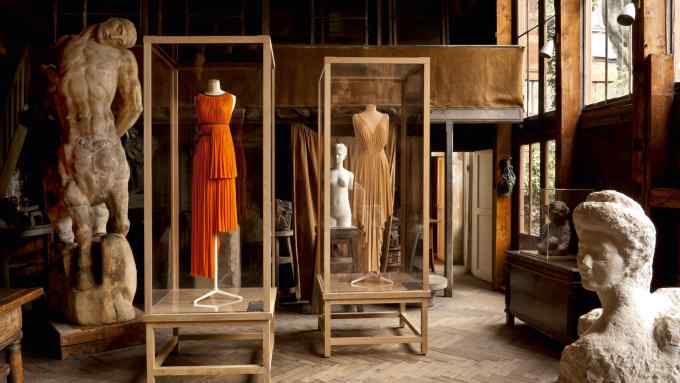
left=471, top=149, right=493, bottom=283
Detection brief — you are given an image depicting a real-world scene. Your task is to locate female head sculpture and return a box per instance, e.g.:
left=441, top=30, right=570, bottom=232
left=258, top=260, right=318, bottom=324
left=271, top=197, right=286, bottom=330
left=561, top=190, right=679, bottom=383
left=335, top=142, right=348, bottom=168
left=573, top=190, right=656, bottom=289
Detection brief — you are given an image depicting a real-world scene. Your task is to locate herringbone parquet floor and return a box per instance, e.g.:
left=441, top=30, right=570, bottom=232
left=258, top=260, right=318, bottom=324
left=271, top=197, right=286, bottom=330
left=24, top=267, right=562, bottom=383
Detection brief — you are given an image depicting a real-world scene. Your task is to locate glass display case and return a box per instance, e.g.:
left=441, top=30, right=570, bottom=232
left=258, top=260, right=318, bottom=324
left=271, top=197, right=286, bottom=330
left=317, top=57, right=430, bottom=357
left=520, top=188, right=593, bottom=258
left=143, top=36, right=274, bottom=383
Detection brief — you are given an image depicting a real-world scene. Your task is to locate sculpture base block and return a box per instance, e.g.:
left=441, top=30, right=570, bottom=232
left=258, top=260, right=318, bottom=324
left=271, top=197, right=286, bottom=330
left=48, top=309, right=144, bottom=360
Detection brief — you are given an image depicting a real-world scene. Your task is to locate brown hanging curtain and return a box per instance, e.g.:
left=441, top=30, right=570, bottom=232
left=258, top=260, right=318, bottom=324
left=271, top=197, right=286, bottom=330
left=291, top=123, right=319, bottom=301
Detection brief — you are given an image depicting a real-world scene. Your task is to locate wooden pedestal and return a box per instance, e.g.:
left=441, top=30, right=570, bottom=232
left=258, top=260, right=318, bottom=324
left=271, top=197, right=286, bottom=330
left=144, top=288, right=276, bottom=383
left=49, top=309, right=145, bottom=359
left=317, top=275, right=429, bottom=357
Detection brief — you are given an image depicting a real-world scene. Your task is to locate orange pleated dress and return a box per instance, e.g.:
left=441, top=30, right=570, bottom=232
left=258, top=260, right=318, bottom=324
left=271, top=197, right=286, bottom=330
left=191, top=92, right=238, bottom=278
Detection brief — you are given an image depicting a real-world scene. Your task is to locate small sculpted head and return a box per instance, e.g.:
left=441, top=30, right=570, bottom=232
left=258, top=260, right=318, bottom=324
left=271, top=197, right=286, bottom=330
left=96, top=18, right=137, bottom=49
left=573, top=190, right=655, bottom=292
left=548, top=201, right=570, bottom=224
left=335, top=143, right=347, bottom=167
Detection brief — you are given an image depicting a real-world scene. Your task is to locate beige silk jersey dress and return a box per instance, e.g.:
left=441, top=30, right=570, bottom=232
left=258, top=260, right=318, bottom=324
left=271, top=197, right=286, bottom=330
left=351, top=112, right=394, bottom=272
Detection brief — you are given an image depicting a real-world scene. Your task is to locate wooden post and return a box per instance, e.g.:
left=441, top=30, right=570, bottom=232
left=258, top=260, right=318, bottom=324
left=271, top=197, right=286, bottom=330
left=444, top=122, right=454, bottom=297
left=555, top=0, right=582, bottom=189
left=143, top=38, right=153, bottom=315
left=170, top=69, right=179, bottom=290
left=493, top=0, right=513, bottom=290
left=631, top=0, right=670, bottom=206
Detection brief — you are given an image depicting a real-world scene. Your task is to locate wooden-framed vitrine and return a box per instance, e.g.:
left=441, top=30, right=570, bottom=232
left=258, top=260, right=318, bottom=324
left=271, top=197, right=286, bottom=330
left=317, top=56, right=431, bottom=357
left=142, top=35, right=275, bottom=382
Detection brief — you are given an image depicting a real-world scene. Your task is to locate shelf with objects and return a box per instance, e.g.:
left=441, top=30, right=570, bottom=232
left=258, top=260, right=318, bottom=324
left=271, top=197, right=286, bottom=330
left=142, top=35, right=275, bottom=383
left=317, top=57, right=431, bottom=357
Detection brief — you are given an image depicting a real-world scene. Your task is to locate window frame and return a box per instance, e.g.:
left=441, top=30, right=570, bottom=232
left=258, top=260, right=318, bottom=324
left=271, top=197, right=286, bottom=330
left=518, top=139, right=557, bottom=245
left=514, top=0, right=556, bottom=119
left=583, top=0, right=634, bottom=106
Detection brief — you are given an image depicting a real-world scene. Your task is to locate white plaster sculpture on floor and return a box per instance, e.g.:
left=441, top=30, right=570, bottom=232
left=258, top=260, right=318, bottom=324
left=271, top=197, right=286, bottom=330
left=330, top=143, right=354, bottom=228
left=537, top=200, right=571, bottom=256
left=43, top=18, right=142, bottom=325
left=558, top=190, right=680, bottom=383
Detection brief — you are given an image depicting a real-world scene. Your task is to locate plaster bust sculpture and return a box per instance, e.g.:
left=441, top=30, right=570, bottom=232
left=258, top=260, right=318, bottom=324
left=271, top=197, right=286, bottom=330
left=330, top=143, right=354, bottom=228
left=537, top=200, right=571, bottom=256
left=43, top=18, right=142, bottom=324
left=559, top=190, right=680, bottom=383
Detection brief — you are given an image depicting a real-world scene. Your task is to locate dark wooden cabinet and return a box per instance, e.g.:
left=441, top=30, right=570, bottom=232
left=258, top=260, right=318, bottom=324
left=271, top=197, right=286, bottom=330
left=504, top=251, right=600, bottom=345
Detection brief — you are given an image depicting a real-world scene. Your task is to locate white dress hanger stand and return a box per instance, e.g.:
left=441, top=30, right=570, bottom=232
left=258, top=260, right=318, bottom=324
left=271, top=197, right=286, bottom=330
left=193, top=236, right=244, bottom=311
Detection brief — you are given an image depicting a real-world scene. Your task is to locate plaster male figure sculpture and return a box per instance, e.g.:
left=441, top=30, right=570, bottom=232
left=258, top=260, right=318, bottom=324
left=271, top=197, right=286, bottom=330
left=537, top=200, right=571, bottom=256
left=559, top=190, right=680, bottom=383
left=44, top=18, right=142, bottom=324
left=330, top=143, right=354, bottom=228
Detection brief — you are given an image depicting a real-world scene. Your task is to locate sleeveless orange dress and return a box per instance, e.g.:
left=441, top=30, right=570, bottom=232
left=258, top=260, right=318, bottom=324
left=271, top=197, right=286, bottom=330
left=191, top=93, right=238, bottom=278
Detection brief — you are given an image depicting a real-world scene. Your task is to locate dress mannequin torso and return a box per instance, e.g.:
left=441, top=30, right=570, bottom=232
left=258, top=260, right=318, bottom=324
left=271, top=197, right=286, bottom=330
left=201, top=79, right=236, bottom=114
left=191, top=78, right=239, bottom=279
left=351, top=104, right=393, bottom=272
left=357, top=104, right=384, bottom=128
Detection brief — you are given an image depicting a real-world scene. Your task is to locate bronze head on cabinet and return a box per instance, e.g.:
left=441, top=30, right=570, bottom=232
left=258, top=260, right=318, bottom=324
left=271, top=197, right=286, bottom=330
left=558, top=190, right=680, bottom=383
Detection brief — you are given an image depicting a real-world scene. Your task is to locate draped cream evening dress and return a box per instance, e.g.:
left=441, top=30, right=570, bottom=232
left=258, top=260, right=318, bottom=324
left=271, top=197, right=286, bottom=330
left=351, top=112, right=394, bottom=272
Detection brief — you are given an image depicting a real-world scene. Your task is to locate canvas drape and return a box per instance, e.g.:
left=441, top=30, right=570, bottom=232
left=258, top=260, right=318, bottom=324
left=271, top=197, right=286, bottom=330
left=292, top=123, right=319, bottom=301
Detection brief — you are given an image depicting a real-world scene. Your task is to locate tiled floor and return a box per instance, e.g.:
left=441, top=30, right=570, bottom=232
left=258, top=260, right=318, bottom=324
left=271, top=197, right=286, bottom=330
left=23, top=267, right=562, bottom=382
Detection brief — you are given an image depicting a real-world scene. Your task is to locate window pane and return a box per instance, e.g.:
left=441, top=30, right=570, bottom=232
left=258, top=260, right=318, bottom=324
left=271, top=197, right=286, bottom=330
left=544, top=0, right=556, bottom=112
left=519, top=34, right=529, bottom=117
left=530, top=143, right=541, bottom=236
left=520, top=145, right=530, bottom=234
left=527, top=28, right=539, bottom=116
left=517, top=0, right=539, bottom=117
left=271, top=1, right=311, bottom=43
left=546, top=140, right=556, bottom=190
left=396, top=0, right=442, bottom=44
left=606, top=0, right=633, bottom=99
left=545, top=140, right=556, bottom=203
left=590, top=0, right=606, bottom=103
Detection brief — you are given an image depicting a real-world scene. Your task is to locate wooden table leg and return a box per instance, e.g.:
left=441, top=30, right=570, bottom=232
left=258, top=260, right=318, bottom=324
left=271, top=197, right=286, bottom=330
left=171, top=328, right=180, bottom=355
left=7, top=337, right=23, bottom=383
left=262, top=321, right=272, bottom=383
left=145, top=325, right=156, bottom=383
left=419, top=300, right=428, bottom=355
left=399, top=303, right=406, bottom=328
left=323, top=302, right=331, bottom=358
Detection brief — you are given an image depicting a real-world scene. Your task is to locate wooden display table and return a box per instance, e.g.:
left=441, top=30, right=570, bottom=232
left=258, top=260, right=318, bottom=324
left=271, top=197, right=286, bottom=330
left=317, top=273, right=429, bottom=357
left=504, top=251, right=599, bottom=344
left=0, top=288, right=43, bottom=383
left=144, top=288, right=276, bottom=383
